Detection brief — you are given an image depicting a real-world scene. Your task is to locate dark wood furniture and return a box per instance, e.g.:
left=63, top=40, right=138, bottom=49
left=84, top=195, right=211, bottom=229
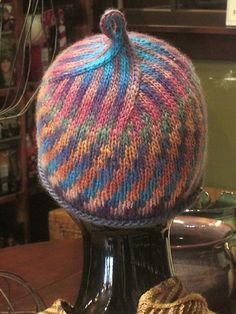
left=0, top=0, right=93, bottom=244
left=0, top=0, right=28, bottom=243
left=0, top=239, right=236, bottom=312
left=91, top=1, right=236, bottom=60
left=0, top=239, right=83, bottom=310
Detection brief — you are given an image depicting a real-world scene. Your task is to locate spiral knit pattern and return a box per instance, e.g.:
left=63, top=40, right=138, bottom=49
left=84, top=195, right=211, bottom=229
left=36, top=10, right=207, bottom=228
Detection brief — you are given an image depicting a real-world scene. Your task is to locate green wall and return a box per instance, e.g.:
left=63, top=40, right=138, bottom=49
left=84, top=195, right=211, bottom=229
left=194, top=60, right=236, bottom=190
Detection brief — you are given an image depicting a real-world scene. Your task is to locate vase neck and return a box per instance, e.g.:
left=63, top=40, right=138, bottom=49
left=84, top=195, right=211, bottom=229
left=73, top=221, right=174, bottom=314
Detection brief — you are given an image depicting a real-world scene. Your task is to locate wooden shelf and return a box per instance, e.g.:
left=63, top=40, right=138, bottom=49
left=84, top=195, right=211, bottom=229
left=129, top=24, right=236, bottom=35
left=125, top=8, right=228, bottom=28
left=0, top=135, right=20, bottom=146
left=126, top=20, right=236, bottom=61
left=0, top=190, right=26, bottom=205
left=0, top=192, right=18, bottom=205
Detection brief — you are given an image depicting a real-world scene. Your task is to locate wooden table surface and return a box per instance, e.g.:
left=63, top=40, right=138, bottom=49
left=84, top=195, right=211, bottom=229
left=0, top=239, right=83, bottom=311
left=1, top=239, right=236, bottom=313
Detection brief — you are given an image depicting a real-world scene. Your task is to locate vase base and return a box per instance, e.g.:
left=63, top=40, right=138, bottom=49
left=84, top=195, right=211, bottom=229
left=70, top=220, right=174, bottom=314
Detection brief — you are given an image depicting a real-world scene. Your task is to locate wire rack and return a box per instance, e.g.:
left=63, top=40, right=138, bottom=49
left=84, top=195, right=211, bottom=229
left=0, top=270, right=46, bottom=313
left=0, top=0, right=58, bottom=120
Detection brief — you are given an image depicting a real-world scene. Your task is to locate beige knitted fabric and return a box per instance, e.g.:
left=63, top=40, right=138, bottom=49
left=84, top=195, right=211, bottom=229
left=137, top=277, right=215, bottom=314
left=38, top=278, right=215, bottom=314
left=38, top=300, right=68, bottom=314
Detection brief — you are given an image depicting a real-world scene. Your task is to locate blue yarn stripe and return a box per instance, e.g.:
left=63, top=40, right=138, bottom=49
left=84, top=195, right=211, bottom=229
left=127, top=81, right=172, bottom=209
left=60, top=153, right=92, bottom=190
left=107, top=46, right=130, bottom=124
left=59, top=142, right=99, bottom=190
left=130, top=35, right=190, bottom=74
left=139, top=82, right=167, bottom=124
left=107, top=167, right=139, bottom=208
left=135, top=47, right=194, bottom=98
left=81, top=48, right=137, bottom=208
left=37, top=91, right=66, bottom=135
left=37, top=79, right=76, bottom=153
left=132, top=137, right=170, bottom=210
left=102, top=125, right=150, bottom=209
left=57, top=46, right=104, bottom=64
left=48, top=61, right=117, bottom=189
left=49, top=40, right=123, bottom=82
left=38, top=76, right=75, bottom=131
left=39, top=127, right=64, bottom=155
left=131, top=89, right=184, bottom=210
left=82, top=49, right=132, bottom=203
left=91, top=61, right=114, bottom=114
left=44, top=70, right=95, bottom=176
left=140, top=61, right=200, bottom=201
left=95, top=59, right=187, bottom=210
left=47, top=136, right=78, bottom=175
left=82, top=146, right=121, bottom=198
left=46, top=61, right=115, bottom=180
left=141, top=63, right=180, bottom=101
left=135, top=49, right=168, bottom=70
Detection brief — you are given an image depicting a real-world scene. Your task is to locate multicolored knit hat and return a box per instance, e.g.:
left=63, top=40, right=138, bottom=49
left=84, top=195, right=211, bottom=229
left=36, top=9, right=207, bottom=228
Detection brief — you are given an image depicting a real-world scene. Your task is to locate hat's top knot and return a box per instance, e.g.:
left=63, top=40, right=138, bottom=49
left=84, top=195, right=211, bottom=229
left=100, top=9, right=129, bottom=44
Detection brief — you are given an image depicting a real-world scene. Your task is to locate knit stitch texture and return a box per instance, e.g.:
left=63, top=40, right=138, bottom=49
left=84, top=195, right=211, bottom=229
left=36, top=9, right=207, bottom=228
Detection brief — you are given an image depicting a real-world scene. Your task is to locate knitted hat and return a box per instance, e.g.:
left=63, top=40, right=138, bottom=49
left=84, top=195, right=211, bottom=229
left=36, top=9, right=207, bottom=228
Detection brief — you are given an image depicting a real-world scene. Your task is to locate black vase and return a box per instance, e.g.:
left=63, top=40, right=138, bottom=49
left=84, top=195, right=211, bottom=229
left=63, top=220, right=174, bottom=314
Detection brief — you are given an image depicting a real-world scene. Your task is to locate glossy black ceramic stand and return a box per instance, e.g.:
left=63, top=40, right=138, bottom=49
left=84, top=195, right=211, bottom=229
left=63, top=220, right=174, bottom=314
